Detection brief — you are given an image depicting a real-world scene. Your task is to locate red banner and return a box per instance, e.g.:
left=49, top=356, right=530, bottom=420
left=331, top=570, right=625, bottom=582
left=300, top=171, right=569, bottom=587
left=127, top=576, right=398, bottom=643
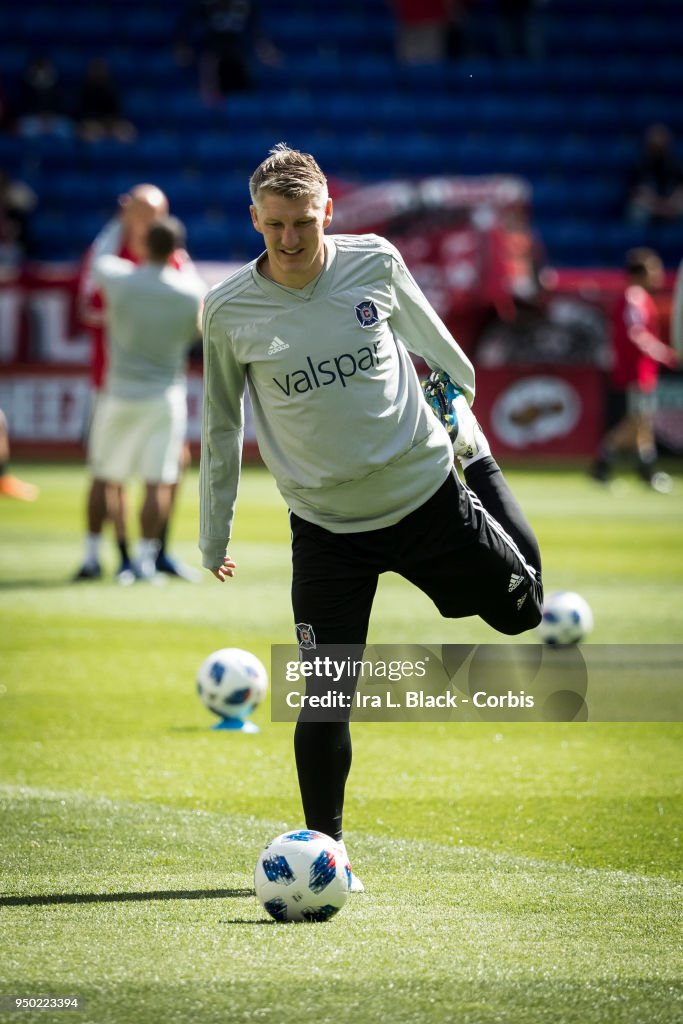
left=1, top=363, right=603, bottom=459
left=475, top=367, right=604, bottom=458
left=0, top=366, right=256, bottom=460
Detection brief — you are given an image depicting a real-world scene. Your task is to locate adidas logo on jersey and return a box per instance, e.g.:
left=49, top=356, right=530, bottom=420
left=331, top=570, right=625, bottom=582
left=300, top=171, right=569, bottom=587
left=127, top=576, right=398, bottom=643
left=267, top=337, right=290, bottom=355
left=508, top=573, right=525, bottom=592
left=516, top=593, right=528, bottom=610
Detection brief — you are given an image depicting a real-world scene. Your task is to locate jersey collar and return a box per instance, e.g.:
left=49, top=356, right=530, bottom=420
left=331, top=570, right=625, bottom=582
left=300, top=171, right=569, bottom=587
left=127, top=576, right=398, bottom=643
left=252, top=237, right=337, bottom=302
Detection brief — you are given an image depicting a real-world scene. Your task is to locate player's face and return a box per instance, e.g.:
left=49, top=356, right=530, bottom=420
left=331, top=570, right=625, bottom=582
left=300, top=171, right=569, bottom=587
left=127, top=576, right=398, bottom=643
left=250, top=192, right=333, bottom=289
left=120, top=188, right=169, bottom=257
left=644, top=258, right=664, bottom=291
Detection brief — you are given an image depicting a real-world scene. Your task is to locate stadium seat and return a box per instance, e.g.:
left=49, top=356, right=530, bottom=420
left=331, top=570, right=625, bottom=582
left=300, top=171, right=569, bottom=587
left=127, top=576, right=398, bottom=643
left=4, top=0, right=683, bottom=267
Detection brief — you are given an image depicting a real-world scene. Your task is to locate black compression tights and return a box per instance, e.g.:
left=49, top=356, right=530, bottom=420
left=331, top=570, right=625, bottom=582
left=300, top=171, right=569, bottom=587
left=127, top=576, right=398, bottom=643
left=292, top=458, right=542, bottom=842
left=463, top=456, right=542, bottom=572
left=294, top=719, right=351, bottom=842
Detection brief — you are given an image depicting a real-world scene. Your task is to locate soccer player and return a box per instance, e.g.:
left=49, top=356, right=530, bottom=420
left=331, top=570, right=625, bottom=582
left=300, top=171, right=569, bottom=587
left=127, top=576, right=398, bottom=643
left=89, top=217, right=206, bottom=581
left=590, top=248, right=678, bottom=492
left=200, top=145, right=543, bottom=887
left=0, top=408, right=39, bottom=501
left=672, top=253, right=683, bottom=360
left=74, top=184, right=199, bottom=583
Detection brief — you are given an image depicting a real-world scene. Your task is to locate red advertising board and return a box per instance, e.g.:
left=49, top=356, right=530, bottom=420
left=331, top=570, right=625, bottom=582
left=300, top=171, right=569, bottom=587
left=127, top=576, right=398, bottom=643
left=474, top=366, right=604, bottom=458
left=0, top=253, right=677, bottom=460
left=1, top=363, right=603, bottom=460
left=0, top=366, right=257, bottom=460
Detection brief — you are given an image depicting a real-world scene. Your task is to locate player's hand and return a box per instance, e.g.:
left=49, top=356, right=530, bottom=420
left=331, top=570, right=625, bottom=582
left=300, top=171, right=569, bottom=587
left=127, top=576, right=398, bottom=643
left=211, top=556, right=236, bottom=582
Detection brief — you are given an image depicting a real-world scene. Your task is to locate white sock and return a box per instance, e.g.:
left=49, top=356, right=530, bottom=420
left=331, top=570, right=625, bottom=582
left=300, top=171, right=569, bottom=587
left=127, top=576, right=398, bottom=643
left=336, top=839, right=350, bottom=864
left=136, top=538, right=160, bottom=565
left=458, top=427, right=491, bottom=469
left=85, top=533, right=102, bottom=565
left=337, top=839, right=365, bottom=891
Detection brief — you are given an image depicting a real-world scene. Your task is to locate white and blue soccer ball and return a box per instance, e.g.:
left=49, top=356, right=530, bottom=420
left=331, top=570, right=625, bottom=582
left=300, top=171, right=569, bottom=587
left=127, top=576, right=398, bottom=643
left=254, top=830, right=351, bottom=923
left=537, top=591, right=594, bottom=646
left=196, top=647, right=268, bottom=722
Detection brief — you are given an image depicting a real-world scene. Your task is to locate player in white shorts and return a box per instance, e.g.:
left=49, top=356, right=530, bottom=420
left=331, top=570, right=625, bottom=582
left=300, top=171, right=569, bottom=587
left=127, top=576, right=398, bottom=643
left=88, top=386, right=187, bottom=486
left=89, top=216, right=205, bottom=581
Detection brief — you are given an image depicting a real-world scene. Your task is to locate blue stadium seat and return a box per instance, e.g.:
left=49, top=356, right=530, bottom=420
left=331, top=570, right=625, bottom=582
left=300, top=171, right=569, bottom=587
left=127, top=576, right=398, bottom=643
left=573, top=98, right=630, bottom=134
left=186, top=216, right=260, bottom=261
left=325, top=94, right=369, bottom=129
left=164, top=93, right=223, bottom=131
left=346, top=56, right=397, bottom=91
left=446, top=137, right=501, bottom=176
left=0, top=45, right=28, bottom=77
left=136, top=133, right=184, bottom=166
left=342, top=135, right=396, bottom=177
left=541, top=219, right=608, bottom=267
left=220, top=93, right=273, bottom=128
left=7, top=0, right=683, bottom=266
left=0, top=135, right=26, bottom=171
left=51, top=7, right=114, bottom=42
left=373, top=96, right=420, bottom=130
left=632, top=96, right=683, bottom=132
left=117, top=9, right=173, bottom=41
left=266, top=92, right=318, bottom=132
left=391, top=136, right=449, bottom=177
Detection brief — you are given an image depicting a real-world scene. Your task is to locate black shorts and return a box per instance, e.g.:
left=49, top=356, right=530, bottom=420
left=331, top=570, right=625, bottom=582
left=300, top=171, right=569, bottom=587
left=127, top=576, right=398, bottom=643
left=290, top=468, right=543, bottom=646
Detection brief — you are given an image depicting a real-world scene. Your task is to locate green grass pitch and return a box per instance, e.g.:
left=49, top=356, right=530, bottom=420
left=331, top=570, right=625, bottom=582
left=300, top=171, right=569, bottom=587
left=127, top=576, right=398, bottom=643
left=1, top=462, right=682, bottom=1024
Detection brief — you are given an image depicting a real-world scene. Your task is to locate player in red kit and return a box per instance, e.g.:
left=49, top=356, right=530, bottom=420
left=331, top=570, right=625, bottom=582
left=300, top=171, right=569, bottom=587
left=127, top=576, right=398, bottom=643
left=73, top=184, right=200, bottom=582
left=591, top=248, right=678, bottom=492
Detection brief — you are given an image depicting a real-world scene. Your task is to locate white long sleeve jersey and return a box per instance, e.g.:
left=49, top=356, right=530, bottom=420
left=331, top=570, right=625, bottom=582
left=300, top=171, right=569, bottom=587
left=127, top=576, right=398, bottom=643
left=199, top=233, right=475, bottom=569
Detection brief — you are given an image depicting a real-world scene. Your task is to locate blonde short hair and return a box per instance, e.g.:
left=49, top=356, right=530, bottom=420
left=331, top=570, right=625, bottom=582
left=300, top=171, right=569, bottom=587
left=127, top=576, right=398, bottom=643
left=249, top=143, right=328, bottom=207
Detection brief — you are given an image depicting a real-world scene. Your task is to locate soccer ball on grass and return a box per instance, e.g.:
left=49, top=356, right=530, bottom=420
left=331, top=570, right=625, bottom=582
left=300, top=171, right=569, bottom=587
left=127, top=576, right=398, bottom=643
left=537, top=591, right=593, bottom=646
left=254, top=830, right=351, bottom=923
left=196, top=647, right=268, bottom=725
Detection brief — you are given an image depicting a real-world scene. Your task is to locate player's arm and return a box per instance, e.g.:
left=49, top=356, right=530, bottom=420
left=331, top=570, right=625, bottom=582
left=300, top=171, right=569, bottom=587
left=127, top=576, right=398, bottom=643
left=199, top=297, right=247, bottom=580
left=92, top=253, right=136, bottom=281
left=388, top=247, right=476, bottom=405
left=624, top=290, right=678, bottom=368
left=77, top=219, right=123, bottom=327
left=90, top=254, right=136, bottom=305
left=672, top=259, right=683, bottom=358
left=628, top=324, right=678, bottom=367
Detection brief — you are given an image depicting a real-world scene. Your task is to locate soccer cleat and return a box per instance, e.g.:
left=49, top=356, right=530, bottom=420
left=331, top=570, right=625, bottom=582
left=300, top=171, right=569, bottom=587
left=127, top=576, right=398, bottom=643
left=348, top=871, right=365, bottom=893
left=72, top=561, right=102, bottom=582
left=422, top=371, right=486, bottom=460
left=336, top=840, right=365, bottom=893
left=155, top=551, right=201, bottom=582
left=648, top=471, right=673, bottom=494
left=116, top=558, right=141, bottom=587
left=422, top=370, right=459, bottom=436
left=137, top=556, right=159, bottom=583
left=589, top=459, right=611, bottom=484
left=0, top=474, right=39, bottom=501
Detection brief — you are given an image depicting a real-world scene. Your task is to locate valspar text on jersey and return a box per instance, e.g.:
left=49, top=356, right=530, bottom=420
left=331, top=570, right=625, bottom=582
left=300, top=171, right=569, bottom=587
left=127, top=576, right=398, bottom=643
left=272, top=341, right=381, bottom=396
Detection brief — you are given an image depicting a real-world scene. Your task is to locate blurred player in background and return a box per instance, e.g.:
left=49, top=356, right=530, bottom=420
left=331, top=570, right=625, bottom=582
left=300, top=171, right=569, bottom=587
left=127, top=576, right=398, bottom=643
left=74, top=184, right=199, bottom=582
left=626, top=124, right=683, bottom=227
left=0, top=408, right=39, bottom=501
left=671, top=253, right=683, bottom=359
left=200, top=144, right=544, bottom=889
left=89, top=217, right=205, bottom=582
left=174, top=0, right=280, bottom=101
left=591, top=248, right=678, bottom=492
